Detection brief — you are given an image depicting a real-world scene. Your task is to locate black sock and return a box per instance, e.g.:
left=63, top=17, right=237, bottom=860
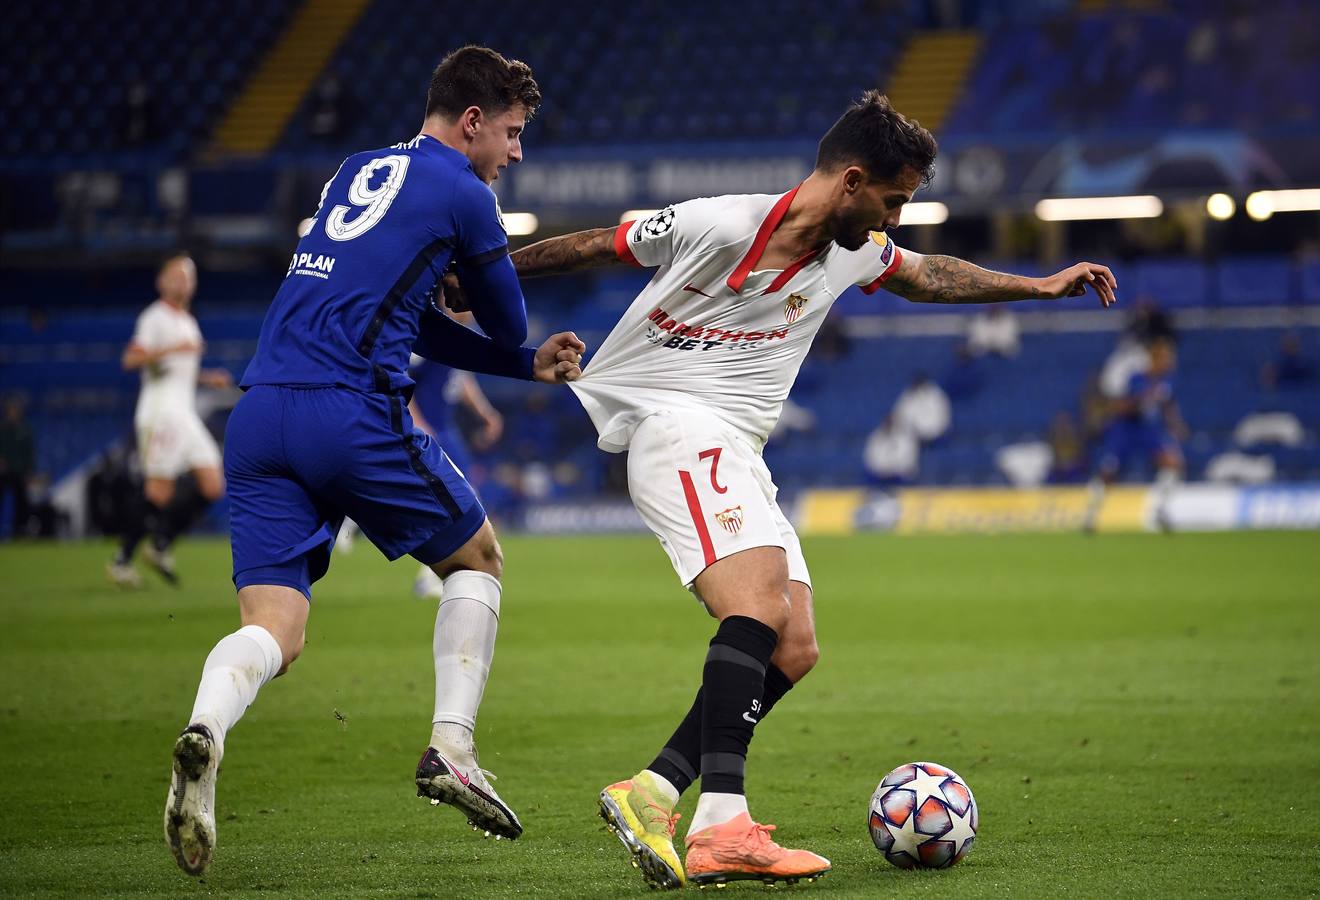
left=117, top=496, right=164, bottom=563
left=649, top=663, right=795, bottom=796
left=698, top=615, right=779, bottom=796
left=155, top=489, right=209, bottom=551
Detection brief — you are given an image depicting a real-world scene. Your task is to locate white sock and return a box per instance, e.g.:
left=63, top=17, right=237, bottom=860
left=641, top=769, right=681, bottom=807
left=430, top=571, right=501, bottom=760
left=1083, top=477, right=1106, bottom=527
left=688, top=792, right=749, bottom=836
left=1154, top=468, right=1179, bottom=518
left=188, top=624, right=283, bottom=760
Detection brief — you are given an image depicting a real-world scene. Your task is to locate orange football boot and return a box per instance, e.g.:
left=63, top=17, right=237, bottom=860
left=684, top=812, right=830, bottom=886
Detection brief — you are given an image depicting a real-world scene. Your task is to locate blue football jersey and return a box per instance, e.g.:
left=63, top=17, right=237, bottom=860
left=241, top=135, right=511, bottom=393
left=1125, top=371, right=1174, bottom=425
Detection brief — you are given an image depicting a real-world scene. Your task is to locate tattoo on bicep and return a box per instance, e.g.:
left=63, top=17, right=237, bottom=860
left=904, top=255, right=1042, bottom=303
left=512, top=227, right=617, bottom=277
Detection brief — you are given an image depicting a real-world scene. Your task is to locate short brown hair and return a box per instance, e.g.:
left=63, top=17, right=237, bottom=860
left=425, top=45, right=541, bottom=121
left=815, top=91, right=937, bottom=185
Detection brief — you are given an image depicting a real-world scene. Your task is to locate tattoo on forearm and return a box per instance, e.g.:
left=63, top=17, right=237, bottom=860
left=891, top=255, right=1043, bottom=304
left=511, top=227, right=618, bottom=277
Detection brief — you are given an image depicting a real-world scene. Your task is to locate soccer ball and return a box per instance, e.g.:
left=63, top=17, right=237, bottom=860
left=869, top=761, right=978, bottom=869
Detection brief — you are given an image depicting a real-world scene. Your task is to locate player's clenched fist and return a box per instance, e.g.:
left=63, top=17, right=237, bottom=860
left=533, top=331, right=587, bottom=383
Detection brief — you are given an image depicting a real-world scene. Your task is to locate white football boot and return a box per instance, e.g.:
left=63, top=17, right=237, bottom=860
left=164, top=724, right=218, bottom=875
left=415, top=746, right=523, bottom=839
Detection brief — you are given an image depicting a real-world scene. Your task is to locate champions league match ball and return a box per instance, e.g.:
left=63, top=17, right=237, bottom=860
left=869, top=761, right=978, bottom=869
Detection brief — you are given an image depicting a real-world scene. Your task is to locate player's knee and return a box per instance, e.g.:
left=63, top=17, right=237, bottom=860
left=434, top=526, right=503, bottom=580
left=145, top=481, right=173, bottom=507
left=198, top=471, right=225, bottom=502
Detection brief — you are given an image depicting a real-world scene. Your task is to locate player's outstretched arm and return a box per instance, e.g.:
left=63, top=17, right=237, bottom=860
left=414, top=306, right=585, bottom=383
left=883, top=250, right=1117, bottom=307
left=510, top=227, right=619, bottom=278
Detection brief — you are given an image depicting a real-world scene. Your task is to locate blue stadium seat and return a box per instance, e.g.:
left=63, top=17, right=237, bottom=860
left=1132, top=258, right=1212, bottom=308
left=1216, top=256, right=1294, bottom=307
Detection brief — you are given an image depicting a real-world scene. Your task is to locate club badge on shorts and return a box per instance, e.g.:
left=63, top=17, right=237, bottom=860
left=784, top=293, right=809, bottom=324
left=714, top=505, right=744, bottom=534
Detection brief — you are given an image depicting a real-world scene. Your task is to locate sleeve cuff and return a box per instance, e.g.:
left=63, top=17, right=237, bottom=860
left=614, top=221, right=641, bottom=266
left=517, top=345, right=537, bottom=380
left=462, top=243, right=510, bottom=266
left=860, top=247, right=904, bottom=295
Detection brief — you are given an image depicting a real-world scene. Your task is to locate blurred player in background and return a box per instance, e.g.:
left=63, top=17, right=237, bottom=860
left=108, top=255, right=232, bottom=587
left=1083, top=337, right=1185, bottom=531
left=409, top=339, right=504, bottom=600
left=163, top=47, right=585, bottom=877
left=504, top=92, right=1116, bottom=889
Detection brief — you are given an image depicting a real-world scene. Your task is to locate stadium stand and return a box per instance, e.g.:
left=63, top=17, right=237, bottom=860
left=1, top=0, right=297, bottom=167
left=943, top=3, right=1320, bottom=137
left=278, top=0, right=913, bottom=153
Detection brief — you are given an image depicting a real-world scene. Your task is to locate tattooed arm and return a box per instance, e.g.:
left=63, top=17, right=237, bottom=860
left=884, top=250, right=1117, bottom=307
left=511, top=227, right=620, bottom=278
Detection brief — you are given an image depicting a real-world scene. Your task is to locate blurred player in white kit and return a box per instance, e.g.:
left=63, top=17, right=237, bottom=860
left=108, top=254, right=232, bottom=586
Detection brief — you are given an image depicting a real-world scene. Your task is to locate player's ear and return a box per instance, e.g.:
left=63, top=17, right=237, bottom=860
left=461, top=106, right=483, bottom=138
left=841, top=166, right=866, bottom=194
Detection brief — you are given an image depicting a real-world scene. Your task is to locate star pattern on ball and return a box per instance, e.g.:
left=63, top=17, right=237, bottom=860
left=902, top=764, right=951, bottom=809
left=941, top=802, right=976, bottom=857
left=883, top=803, right=933, bottom=861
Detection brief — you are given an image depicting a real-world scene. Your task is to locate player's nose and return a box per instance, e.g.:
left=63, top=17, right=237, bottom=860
left=508, top=140, right=523, bottom=164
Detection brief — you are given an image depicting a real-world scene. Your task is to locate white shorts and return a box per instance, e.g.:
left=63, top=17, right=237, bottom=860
left=136, top=413, right=221, bottom=479
left=627, top=410, right=810, bottom=590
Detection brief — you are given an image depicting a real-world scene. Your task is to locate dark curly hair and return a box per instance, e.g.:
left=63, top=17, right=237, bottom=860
left=425, top=45, right=542, bottom=121
left=815, top=91, right=937, bottom=185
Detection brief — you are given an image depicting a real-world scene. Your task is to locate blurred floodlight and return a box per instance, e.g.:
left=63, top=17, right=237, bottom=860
left=1245, top=192, right=1274, bottom=221
left=900, top=202, right=949, bottom=225
left=621, top=208, right=660, bottom=223
left=503, top=212, right=539, bottom=236
left=1246, top=189, right=1320, bottom=221
left=297, top=217, right=316, bottom=237
left=1035, top=195, right=1163, bottom=221
left=1206, top=193, right=1235, bottom=221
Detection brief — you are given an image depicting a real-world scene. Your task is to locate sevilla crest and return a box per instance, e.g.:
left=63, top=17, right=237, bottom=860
left=784, top=293, right=809, bottom=324
left=714, top=505, right=744, bottom=534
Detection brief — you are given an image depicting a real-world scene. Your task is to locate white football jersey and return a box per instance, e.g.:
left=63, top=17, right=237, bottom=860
left=131, top=299, right=203, bottom=424
left=570, top=188, right=904, bottom=452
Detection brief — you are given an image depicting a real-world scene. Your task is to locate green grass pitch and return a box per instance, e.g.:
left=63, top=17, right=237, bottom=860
left=1, top=531, right=1318, bottom=897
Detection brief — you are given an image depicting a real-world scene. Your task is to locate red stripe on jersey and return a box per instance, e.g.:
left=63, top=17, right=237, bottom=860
left=614, top=221, right=641, bottom=266
left=726, top=186, right=800, bottom=294
left=762, top=246, right=824, bottom=295
left=678, top=469, right=716, bottom=567
left=861, top=247, right=905, bottom=295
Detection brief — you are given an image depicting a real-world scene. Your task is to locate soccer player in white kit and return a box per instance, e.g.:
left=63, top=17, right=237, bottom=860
left=506, top=92, right=1117, bottom=889
left=108, top=255, right=232, bottom=587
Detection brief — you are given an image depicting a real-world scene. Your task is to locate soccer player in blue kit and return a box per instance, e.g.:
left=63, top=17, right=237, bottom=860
left=1083, top=337, right=1185, bottom=531
left=163, top=46, right=586, bottom=876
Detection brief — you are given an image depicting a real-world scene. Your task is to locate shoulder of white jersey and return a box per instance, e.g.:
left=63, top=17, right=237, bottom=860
left=829, top=229, right=905, bottom=293
left=663, top=193, right=778, bottom=252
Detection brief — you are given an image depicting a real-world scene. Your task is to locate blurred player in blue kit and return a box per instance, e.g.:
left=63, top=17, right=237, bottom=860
left=409, top=345, right=505, bottom=600
left=1084, top=338, right=1185, bottom=531
left=163, top=46, right=586, bottom=876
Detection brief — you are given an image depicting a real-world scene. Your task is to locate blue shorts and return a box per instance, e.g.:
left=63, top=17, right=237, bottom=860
left=429, top=426, right=473, bottom=484
left=225, top=385, right=485, bottom=599
left=1099, top=420, right=1178, bottom=474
